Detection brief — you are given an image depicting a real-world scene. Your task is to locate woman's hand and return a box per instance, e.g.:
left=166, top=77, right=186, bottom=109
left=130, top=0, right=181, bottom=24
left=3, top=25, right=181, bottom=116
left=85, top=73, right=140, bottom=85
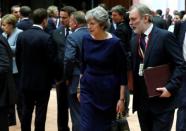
left=117, top=85, right=125, bottom=113
left=77, top=92, right=80, bottom=102
left=116, top=99, right=125, bottom=113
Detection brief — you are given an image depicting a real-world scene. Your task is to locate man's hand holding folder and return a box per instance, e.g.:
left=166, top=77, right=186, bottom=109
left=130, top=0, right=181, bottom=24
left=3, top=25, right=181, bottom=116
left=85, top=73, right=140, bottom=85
left=156, top=87, right=171, bottom=98
left=144, top=64, right=171, bottom=98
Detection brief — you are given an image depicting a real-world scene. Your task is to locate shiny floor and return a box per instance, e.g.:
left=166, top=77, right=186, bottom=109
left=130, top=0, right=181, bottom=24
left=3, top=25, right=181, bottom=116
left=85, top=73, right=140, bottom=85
left=9, top=89, right=176, bottom=131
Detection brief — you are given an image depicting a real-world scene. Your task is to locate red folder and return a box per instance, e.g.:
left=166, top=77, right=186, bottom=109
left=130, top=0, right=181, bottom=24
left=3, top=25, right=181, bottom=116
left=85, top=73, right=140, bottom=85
left=144, top=64, right=171, bottom=97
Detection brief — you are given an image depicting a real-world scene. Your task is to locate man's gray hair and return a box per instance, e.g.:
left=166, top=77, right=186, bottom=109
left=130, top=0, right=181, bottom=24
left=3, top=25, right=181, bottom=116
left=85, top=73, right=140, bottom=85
left=130, top=3, right=153, bottom=22
left=71, top=11, right=86, bottom=25
left=85, top=6, right=110, bottom=30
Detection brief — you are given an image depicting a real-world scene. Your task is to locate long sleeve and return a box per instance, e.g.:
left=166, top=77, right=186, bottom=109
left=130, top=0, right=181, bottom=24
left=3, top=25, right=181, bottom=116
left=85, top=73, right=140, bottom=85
left=15, top=33, right=22, bottom=73
left=80, top=38, right=86, bottom=75
left=0, top=42, right=10, bottom=74
left=115, top=41, right=128, bottom=85
left=64, top=35, right=78, bottom=80
left=164, top=32, right=186, bottom=94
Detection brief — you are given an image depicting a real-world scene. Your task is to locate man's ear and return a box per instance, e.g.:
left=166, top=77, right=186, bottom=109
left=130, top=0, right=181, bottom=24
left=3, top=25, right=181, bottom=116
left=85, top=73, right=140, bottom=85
left=74, top=21, right=79, bottom=28
left=42, top=18, right=48, bottom=28
left=144, top=14, right=150, bottom=23
left=74, top=23, right=78, bottom=28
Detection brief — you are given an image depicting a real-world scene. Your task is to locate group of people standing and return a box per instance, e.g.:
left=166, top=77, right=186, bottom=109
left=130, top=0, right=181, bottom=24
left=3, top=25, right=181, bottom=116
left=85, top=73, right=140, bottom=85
left=0, top=2, right=186, bottom=131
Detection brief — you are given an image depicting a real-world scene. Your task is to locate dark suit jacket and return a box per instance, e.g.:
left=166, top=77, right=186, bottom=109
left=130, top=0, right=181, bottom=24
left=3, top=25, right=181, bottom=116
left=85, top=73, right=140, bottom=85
left=16, top=26, right=57, bottom=93
left=153, top=16, right=167, bottom=29
left=130, top=26, right=186, bottom=113
left=113, top=21, right=132, bottom=70
left=0, top=27, right=3, bottom=34
left=52, top=26, right=66, bottom=81
left=163, top=14, right=172, bottom=28
left=45, top=18, right=57, bottom=34
left=0, top=35, right=16, bottom=107
left=16, top=18, right=33, bottom=31
left=174, top=21, right=186, bottom=44
left=174, top=21, right=186, bottom=107
left=64, top=26, right=88, bottom=94
left=114, top=21, right=132, bottom=52
left=109, top=22, right=116, bottom=34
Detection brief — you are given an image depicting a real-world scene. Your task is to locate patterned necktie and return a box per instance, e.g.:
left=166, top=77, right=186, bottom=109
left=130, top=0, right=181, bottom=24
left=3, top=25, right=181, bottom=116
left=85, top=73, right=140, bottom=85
left=140, top=33, right=146, bottom=52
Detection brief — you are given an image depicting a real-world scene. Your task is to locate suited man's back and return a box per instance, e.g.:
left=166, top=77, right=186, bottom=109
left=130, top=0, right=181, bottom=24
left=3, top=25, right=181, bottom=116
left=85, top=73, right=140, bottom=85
left=17, top=6, right=33, bottom=31
left=16, top=8, right=58, bottom=131
left=16, top=19, right=33, bottom=31
left=16, top=26, right=56, bottom=92
left=153, top=16, right=167, bottom=29
left=64, top=27, right=88, bottom=93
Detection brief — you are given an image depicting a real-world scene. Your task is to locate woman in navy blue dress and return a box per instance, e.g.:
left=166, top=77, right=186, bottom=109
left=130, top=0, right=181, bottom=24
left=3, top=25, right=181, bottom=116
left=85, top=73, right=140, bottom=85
left=79, top=6, right=127, bottom=131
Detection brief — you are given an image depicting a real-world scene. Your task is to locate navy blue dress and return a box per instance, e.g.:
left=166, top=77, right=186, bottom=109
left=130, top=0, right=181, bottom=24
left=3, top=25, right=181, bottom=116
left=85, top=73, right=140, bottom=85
left=80, top=34, right=127, bottom=131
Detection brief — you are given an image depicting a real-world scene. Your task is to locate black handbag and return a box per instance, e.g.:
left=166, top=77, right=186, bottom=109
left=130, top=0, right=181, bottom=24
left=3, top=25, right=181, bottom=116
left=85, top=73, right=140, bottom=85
left=111, top=113, right=130, bottom=131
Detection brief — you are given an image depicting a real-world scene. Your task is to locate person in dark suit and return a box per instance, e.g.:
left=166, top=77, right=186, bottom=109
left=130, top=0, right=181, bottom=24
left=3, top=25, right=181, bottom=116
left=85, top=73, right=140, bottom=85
left=111, top=5, right=132, bottom=49
left=16, top=8, right=57, bottom=131
left=52, top=5, right=76, bottom=131
left=64, top=11, right=88, bottom=131
left=14, top=6, right=33, bottom=123
left=129, top=4, right=186, bottom=131
left=153, top=9, right=167, bottom=29
left=16, top=6, right=33, bottom=31
left=110, top=5, right=132, bottom=117
left=163, top=8, right=172, bottom=28
left=174, top=20, right=186, bottom=131
left=0, top=35, right=16, bottom=131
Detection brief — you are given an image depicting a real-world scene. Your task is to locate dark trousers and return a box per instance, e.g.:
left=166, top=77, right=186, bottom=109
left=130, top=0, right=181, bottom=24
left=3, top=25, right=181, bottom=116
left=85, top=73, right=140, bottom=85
left=0, top=107, right=9, bottom=131
left=56, top=82, right=69, bottom=131
left=137, top=108, right=175, bottom=131
left=21, top=91, right=50, bottom=131
left=68, top=75, right=80, bottom=131
left=16, top=89, right=23, bottom=123
left=14, top=73, right=23, bottom=123
left=124, top=87, right=130, bottom=116
left=8, top=105, right=16, bottom=126
left=8, top=73, right=20, bottom=126
left=176, top=107, right=186, bottom=131
left=69, top=94, right=80, bottom=131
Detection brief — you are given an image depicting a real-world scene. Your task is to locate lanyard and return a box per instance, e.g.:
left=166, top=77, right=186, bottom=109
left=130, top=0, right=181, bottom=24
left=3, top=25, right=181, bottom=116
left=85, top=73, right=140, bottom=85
left=138, top=33, right=151, bottom=61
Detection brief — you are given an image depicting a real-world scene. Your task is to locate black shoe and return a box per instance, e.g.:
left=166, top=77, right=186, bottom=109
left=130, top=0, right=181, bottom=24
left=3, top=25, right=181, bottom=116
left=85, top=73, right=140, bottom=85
left=8, top=118, right=16, bottom=126
left=8, top=112, right=16, bottom=126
